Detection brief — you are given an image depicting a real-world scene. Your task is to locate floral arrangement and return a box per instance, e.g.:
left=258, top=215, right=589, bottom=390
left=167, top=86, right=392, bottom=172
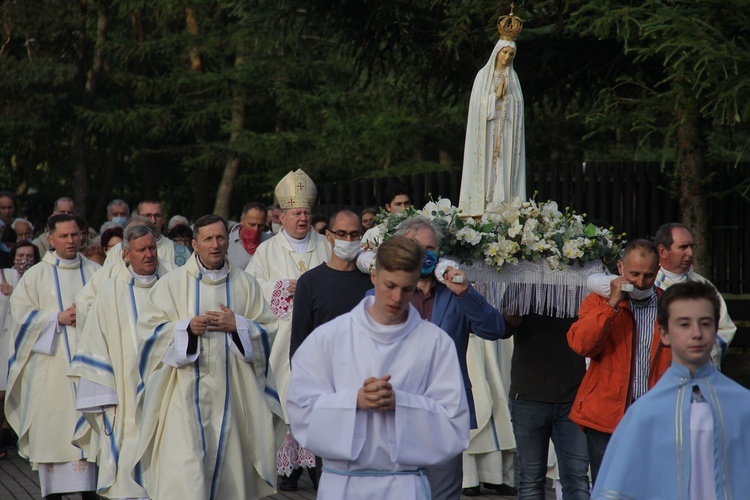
left=376, top=196, right=624, bottom=272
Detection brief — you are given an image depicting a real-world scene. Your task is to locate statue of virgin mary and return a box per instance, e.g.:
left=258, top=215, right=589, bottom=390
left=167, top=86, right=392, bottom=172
left=459, top=9, right=526, bottom=217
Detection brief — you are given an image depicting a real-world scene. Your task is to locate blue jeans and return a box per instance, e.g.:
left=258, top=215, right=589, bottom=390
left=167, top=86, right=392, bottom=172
left=583, top=427, right=611, bottom=486
left=509, top=399, right=590, bottom=500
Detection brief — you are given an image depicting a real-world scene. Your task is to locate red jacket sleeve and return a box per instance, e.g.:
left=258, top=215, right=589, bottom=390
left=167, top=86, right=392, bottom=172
left=567, top=293, right=621, bottom=358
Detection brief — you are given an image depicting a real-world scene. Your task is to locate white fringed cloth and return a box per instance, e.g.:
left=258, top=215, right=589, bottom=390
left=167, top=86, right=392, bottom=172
left=458, top=259, right=604, bottom=318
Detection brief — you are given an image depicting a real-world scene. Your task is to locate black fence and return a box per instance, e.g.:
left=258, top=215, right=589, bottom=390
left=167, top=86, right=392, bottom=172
left=318, top=161, right=750, bottom=294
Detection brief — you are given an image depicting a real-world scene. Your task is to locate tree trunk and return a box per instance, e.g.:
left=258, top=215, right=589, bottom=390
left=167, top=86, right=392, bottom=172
left=214, top=53, right=247, bottom=219
left=73, top=0, right=109, bottom=219
left=675, top=104, right=710, bottom=276
left=185, top=7, right=202, bottom=71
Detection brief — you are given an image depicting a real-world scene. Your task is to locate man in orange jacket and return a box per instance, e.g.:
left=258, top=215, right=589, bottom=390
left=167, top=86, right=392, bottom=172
left=567, top=239, right=672, bottom=483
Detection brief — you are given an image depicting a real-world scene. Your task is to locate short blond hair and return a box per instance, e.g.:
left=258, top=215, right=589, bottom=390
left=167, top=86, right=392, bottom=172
left=375, top=235, right=424, bottom=273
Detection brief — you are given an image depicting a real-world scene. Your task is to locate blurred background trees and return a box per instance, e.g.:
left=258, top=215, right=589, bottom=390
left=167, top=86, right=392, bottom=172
left=1, top=0, right=749, bottom=239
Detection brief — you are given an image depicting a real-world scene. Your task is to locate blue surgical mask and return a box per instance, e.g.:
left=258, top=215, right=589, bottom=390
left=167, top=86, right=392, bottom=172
left=111, top=216, right=127, bottom=227
left=421, top=250, right=438, bottom=279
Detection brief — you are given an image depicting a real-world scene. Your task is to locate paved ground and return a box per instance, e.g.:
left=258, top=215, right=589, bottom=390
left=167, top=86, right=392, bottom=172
left=0, top=446, right=556, bottom=499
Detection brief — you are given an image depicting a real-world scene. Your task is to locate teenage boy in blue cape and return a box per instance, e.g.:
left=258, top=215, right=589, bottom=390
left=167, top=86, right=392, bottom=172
left=593, top=280, right=750, bottom=500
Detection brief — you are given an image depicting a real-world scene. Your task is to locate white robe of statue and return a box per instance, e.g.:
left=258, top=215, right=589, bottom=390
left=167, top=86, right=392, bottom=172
left=459, top=39, right=526, bottom=216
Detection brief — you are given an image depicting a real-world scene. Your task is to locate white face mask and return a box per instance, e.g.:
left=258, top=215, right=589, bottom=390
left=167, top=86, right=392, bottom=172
left=333, top=239, right=361, bottom=261
left=271, top=222, right=282, bottom=234
left=628, top=286, right=655, bottom=301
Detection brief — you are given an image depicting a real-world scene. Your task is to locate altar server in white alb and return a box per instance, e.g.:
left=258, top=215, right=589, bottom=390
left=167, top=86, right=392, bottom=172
left=6, top=214, right=101, bottom=499
left=246, top=169, right=331, bottom=489
left=287, top=236, right=470, bottom=499
left=68, top=224, right=161, bottom=500
left=134, top=215, right=284, bottom=500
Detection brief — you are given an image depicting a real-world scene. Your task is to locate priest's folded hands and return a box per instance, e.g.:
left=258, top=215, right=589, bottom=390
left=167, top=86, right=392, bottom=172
left=188, top=304, right=238, bottom=334
left=58, top=303, right=77, bottom=327
left=357, top=375, right=396, bottom=411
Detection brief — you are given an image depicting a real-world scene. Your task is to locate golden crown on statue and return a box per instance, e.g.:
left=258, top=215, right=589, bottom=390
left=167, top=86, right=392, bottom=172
left=497, top=3, right=523, bottom=41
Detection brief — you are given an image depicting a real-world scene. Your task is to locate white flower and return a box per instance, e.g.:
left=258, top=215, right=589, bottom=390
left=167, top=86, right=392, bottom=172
left=523, top=218, right=539, bottom=233
left=456, top=226, right=482, bottom=246
left=498, top=237, right=520, bottom=255
left=547, top=254, right=561, bottom=269
left=562, top=239, right=585, bottom=259
left=507, top=221, right=523, bottom=238
left=499, top=198, right=522, bottom=224
left=481, top=212, right=503, bottom=225
left=436, top=198, right=454, bottom=214
left=521, top=230, right=539, bottom=246
left=421, top=201, right=438, bottom=218
left=485, top=241, right=500, bottom=257
left=540, top=201, right=559, bottom=218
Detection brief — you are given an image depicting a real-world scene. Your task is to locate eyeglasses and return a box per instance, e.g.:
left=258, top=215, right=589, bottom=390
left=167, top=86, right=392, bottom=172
left=329, top=230, right=362, bottom=240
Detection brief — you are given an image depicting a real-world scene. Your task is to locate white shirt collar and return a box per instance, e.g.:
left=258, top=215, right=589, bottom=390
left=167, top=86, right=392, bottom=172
left=128, top=264, right=158, bottom=283
left=53, top=252, right=81, bottom=266
left=195, top=254, right=228, bottom=281
left=282, top=228, right=310, bottom=254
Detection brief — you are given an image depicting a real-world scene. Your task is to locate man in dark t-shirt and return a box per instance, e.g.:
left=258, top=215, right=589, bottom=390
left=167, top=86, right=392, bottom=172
left=505, top=311, right=590, bottom=500
left=288, top=209, right=373, bottom=490
left=290, top=208, right=373, bottom=359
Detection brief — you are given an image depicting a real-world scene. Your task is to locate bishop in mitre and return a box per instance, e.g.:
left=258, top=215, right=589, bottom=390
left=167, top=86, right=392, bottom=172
left=134, top=215, right=284, bottom=500
left=7, top=214, right=101, bottom=498
left=68, top=225, right=160, bottom=500
left=246, top=168, right=331, bottom=490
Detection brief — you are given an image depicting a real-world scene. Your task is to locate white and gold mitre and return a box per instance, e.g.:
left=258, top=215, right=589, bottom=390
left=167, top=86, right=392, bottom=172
left=497, top=3, right=523, bottom=41
left=274, top=169, right=318, bottom=209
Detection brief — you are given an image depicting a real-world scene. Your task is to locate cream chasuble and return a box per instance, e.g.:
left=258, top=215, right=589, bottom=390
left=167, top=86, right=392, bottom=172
left=7, top=252, right=100, bottom=466
left=245, top=229, right=331, bottom=421
left=68, top=265, right=157, bottom=499
left=0, top=267, right=21, bottom=391
left=134, top=256, right=284, bottom=500
left=462, top=334, right=516, bottom=487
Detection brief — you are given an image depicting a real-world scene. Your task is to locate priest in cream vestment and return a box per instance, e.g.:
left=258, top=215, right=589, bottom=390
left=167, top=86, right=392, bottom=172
left=134, top=215, right=284, bottom=500
left=68, top=225, right=160, bottom=500
left=462, top=335, right=517, bottom=494
left=245, top=169, right=331, bottom=487
left=7, top=215, right=100, bottom=498
left=76, top=216, right=172, bottom=331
